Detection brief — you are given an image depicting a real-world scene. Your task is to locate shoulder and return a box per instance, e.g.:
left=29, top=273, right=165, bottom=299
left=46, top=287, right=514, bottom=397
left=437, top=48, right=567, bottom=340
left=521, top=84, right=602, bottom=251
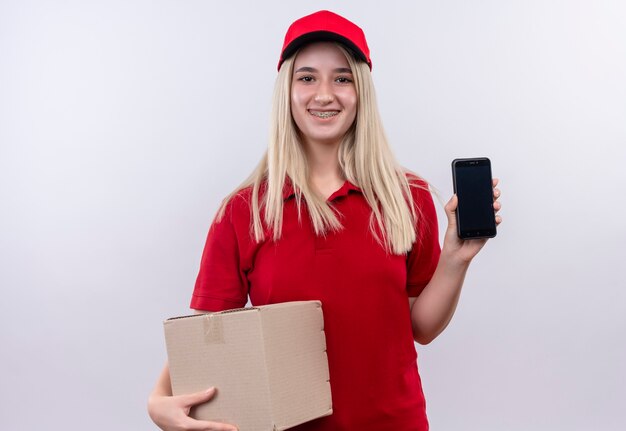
left=229, top=186, right=255, bottom=209
left=403, top=171, right=438, bottom=234
left=404, top=171, right=433, bottom=205
left=218, top=186, right=254, bottom=225
left=402, top=172, right=440, bottom=252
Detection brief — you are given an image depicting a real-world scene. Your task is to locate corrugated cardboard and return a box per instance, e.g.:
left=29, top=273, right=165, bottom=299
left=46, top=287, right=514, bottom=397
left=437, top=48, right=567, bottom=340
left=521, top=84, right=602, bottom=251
left=164, top=300, right=332, bottom=431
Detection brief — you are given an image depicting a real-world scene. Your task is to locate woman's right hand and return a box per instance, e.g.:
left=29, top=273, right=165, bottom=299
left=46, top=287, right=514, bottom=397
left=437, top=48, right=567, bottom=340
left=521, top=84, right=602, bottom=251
left=148, top=387, right=238, bottom=431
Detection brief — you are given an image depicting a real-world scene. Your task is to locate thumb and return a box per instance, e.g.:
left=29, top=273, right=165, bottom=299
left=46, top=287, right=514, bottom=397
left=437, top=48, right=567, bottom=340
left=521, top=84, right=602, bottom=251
left=181, top=387, right=217, bottom=407
left=444, top=195, right=458, bottom=227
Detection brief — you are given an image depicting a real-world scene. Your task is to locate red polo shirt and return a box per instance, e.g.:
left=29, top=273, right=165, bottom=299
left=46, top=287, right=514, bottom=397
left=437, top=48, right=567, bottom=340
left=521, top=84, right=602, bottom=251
left=191, top=177, right=441, bottom=431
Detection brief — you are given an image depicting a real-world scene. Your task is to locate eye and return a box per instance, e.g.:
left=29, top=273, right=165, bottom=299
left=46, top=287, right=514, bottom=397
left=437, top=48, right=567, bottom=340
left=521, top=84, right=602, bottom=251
left=298, top=75, right=315, bottom=83
left=335, top=76, right=353, bottom=84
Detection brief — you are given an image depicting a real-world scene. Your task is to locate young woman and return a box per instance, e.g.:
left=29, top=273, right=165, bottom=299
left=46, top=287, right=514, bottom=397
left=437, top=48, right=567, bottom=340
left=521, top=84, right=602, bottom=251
left=148, top=10, right=502, bottom=431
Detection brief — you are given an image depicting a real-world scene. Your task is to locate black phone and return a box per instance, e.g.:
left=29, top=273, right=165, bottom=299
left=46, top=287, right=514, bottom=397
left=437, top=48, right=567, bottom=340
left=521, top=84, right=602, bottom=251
left=451, top=157, right=497, bottom=239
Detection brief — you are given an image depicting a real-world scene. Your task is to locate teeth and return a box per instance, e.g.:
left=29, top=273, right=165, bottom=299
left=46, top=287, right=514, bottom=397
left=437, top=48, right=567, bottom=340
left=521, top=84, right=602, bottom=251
left=310, top=111, right=339, bottom=118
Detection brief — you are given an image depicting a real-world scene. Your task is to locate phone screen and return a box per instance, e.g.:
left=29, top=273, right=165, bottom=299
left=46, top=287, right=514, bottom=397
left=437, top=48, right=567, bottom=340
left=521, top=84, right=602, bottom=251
left=452, top=158, right=497, bottom=239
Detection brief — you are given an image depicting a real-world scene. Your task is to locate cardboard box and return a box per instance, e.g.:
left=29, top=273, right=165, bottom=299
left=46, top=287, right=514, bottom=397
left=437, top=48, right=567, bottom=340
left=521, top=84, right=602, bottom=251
left=164, top=300, right=332, bottom=431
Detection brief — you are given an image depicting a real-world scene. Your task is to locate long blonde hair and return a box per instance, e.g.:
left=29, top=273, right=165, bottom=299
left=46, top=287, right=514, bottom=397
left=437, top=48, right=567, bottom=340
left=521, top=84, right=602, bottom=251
left=218, top=44, right=422, bottom=255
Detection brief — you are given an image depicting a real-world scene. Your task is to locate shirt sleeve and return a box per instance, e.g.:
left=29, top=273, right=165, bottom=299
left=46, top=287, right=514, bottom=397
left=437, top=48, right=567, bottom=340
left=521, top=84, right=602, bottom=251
left=190, top=198, right=250, bottom=312
left=406, top=180, right=441, bottom=297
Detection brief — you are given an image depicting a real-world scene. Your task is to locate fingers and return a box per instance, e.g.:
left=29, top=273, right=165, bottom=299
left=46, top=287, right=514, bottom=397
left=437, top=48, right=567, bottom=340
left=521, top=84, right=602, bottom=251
left=492, top=178, right=502, bottom=225
left=190, top=421, right=238, bottom=431
left=492, top=177, right=500, bottom=201
left=183, top=418, right=239, bottom=431
left=202, top=423, right=239, bottom=431
left=181, top=387, right=218, bottom=408
left=150, top=388, right=238, bottom=431
left=181, top=389, right=238, bottom=430
left=491, top=177, right=502, bottom=225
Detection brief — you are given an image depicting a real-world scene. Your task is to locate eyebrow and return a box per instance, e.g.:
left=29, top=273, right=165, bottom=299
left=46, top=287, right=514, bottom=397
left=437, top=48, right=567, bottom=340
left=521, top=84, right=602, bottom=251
left=294, top=67, right=353, bottom=74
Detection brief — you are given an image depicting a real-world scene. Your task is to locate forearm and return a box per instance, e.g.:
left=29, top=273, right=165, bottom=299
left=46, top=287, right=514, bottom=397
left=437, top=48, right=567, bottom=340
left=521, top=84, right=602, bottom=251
left=410, top=251, right=471, bottom=344
left=151, top=362, right=173, bottom=397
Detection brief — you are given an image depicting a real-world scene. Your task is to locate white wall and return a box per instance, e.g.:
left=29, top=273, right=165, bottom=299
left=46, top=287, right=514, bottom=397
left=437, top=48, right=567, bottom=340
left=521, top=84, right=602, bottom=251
left=1, top=1, right=624, bottom=430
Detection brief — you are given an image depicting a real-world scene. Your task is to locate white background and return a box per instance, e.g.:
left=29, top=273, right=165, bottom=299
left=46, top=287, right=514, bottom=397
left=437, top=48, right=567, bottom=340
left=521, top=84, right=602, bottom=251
left=1, top=1, right=625, bottom=430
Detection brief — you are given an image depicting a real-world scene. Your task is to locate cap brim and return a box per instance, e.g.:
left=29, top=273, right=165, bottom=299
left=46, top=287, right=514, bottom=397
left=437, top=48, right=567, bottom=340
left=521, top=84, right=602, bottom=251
left=280, top=31, right=370, bottom=67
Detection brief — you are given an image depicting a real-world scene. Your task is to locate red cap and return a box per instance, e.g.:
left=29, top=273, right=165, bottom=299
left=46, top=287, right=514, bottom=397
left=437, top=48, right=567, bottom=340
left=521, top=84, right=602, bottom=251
left=278, top=10, right=372, bottom=71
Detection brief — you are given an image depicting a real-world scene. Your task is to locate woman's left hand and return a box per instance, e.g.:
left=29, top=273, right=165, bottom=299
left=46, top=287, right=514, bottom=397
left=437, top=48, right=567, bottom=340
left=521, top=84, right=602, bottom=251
left=442, top=178, right=502, bottom=264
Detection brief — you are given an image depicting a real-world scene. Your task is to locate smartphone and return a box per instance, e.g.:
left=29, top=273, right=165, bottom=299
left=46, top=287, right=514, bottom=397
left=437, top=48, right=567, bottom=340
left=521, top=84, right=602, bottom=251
left=451, top=157, right=497, bottom=239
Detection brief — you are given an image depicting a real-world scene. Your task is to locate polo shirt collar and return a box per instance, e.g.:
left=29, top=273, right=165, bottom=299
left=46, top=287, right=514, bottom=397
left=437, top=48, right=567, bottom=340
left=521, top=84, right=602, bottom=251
left=282, top=177, right=362, bottom=201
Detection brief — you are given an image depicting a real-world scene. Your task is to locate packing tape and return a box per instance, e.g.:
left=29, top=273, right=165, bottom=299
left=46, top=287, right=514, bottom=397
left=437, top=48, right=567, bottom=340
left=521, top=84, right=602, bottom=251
left=203, top=314, right=225, bottom=344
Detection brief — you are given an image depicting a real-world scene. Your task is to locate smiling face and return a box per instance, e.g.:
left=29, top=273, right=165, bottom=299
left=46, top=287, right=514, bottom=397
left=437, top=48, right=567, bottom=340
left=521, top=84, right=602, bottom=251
left=290, top=42, right=358, bottom=150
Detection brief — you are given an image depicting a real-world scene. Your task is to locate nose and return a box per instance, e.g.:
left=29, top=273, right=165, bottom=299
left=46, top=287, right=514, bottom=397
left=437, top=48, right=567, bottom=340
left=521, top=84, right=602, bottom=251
left=314, top=81, right=334, bottom=105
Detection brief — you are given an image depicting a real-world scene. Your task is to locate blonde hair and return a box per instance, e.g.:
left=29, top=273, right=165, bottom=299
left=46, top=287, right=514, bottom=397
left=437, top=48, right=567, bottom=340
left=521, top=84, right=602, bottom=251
left=218, top=44, right=423, bottom=254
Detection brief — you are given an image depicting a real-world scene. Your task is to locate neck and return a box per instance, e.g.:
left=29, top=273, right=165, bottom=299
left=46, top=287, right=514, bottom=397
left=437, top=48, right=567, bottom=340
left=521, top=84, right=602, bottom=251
left=303, top=139, right=344, bottom=199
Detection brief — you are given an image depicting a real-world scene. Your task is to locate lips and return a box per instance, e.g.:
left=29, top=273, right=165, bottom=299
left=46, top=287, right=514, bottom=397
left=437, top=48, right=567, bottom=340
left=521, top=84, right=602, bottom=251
left=309, top=110, right=340, bottom=119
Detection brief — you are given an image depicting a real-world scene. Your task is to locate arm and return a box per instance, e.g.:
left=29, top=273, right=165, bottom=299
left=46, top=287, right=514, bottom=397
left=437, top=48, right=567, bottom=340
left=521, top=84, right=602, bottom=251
left=410, top=179, right=502, bottom=345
